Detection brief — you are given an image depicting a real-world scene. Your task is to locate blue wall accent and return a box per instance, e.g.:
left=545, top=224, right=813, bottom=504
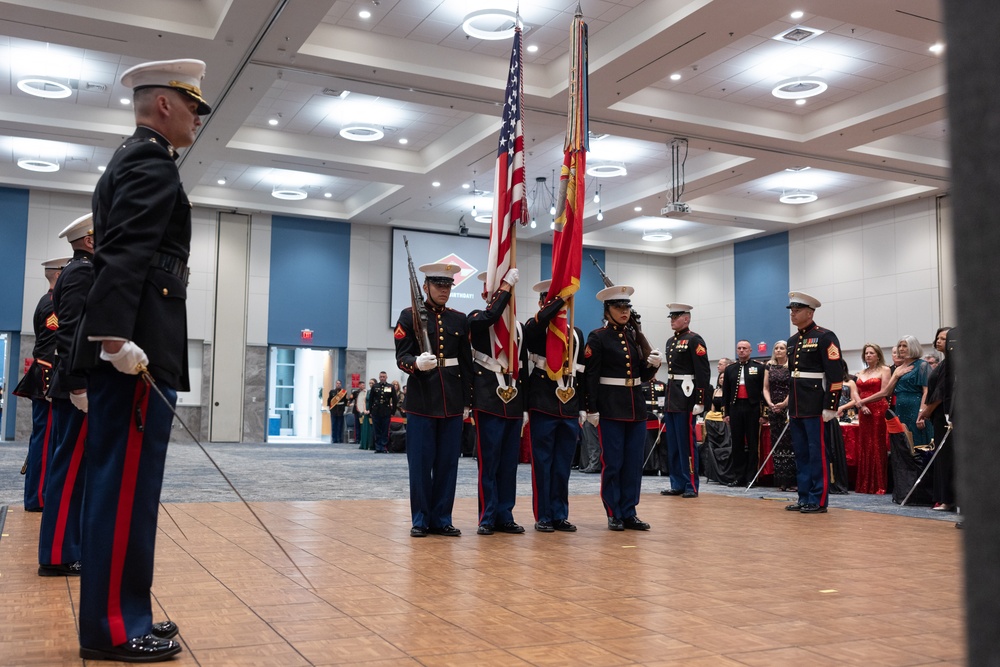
left=268, top=216, right=351, bottom=348
left=0, top=187, right=29, bottom=330
left=734, top=233, right=790, bottom=357
left=540, top=246, right=606, bottom=335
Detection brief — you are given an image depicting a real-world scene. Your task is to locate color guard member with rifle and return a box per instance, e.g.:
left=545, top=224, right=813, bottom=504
left=395, top=243, right=474, bottom=537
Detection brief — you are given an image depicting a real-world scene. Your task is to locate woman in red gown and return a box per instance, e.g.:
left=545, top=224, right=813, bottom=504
left=846, top=344, right=892, bottom=493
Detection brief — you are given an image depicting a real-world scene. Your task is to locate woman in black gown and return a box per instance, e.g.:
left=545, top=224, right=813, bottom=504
left=763, top=341, right=795, bottom=490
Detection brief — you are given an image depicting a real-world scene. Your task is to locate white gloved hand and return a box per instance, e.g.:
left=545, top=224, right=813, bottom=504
left=586, top=412, right=600, bottom=427
left=578, top=410, right=587, bottom=426
left=822, top=409, right=838, bottom=422
left=692, top=404, right=705, bottom=416
left=503, top=267, right=519, bottom=286
left=463, top=407, right=471, bottom=420
left=100, top=341, right=149, bottom=375
left=70, top=390, right=88, bottom=413
left=645, top=349, right=662, bottom=368
left=415, top=352, right=437, bottom=371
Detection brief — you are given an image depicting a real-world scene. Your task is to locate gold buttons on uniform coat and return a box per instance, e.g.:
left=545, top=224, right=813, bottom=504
left=162, top=288, right=168, bottom=296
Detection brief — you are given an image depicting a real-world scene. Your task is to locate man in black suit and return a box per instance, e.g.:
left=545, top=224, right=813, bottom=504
left=368, top=371, right=398, bottom=453
left=721, top=340, right=766, bottom=486
left=75, top=58, right=213, bottom=663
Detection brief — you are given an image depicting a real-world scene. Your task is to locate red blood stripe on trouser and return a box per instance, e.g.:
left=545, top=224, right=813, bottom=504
left=51, top=416, right=87, bottom=561
left=106, top=382, right=149, bottom=647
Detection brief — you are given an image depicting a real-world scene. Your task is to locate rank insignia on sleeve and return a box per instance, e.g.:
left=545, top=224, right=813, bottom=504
left=695, top=344, right=706, bottom=356
left=393, top=324, right=406, bottom=340
left=827, top=344, right=840, bottom=360
left=584, top=344, right=593, bottom=358
left=46, top=313, right=59, bottom=330
left=830, top=382, right=843, bottom=392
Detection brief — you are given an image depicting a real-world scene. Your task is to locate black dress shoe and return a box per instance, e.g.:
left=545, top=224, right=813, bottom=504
left=38, top=561, right=81, bottom=577
left=552, top=519, right=577, bottom=532
left=785, top=502, right=805, bottom=511
left=681, top=491, right=698, bottom=498
left=534, top=521, right=555, bottom=533
left=25, top=507, right=43, bottom=513
left=150, top=621, right=178, bottom=640
left=800, top=504, right=828, bottom=514
left=623, top=516, right=650, bottom=531
left=431, top=524, right=461, bottom=537
left=477, top=524, right=494, bottom=535
left=496, top=521, right=525, bottom=534
left=80, top=634, right=181, bottom=663
left=607, top=517, right=625, bottom=531
left=410, top=526, right=428, bottom=537
left=660, top=489, right=683, bottom=496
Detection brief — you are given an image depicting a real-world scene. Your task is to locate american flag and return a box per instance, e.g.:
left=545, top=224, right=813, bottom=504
left=486, top=26, right=526, bottom=375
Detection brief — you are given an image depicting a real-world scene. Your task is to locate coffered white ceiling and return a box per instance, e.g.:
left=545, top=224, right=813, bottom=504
left=0, top=0, right=948, bottom=255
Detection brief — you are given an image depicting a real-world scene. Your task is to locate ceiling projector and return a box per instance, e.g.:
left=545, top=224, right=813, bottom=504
left=660, top=201, right=690, bottom=217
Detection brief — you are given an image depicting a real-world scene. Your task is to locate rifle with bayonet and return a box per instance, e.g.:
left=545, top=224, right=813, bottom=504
left=589, top=255, right=654, bottom=359
left=404, top=236, right=432, bottom=354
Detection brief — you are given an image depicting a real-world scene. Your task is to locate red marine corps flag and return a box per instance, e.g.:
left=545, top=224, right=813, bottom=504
left=545, top=6, right=588, bottom=384
left=486, top=23, right=527, bottom=394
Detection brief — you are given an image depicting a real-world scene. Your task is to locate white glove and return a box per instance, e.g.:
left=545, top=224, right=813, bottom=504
left=70, top=390, right=88, bottom=413
left=100, top=341, right=149, bottom=375
left=415, top=352, right=437, bottom=371
left=822, top=409, right=838, bottom=422
left=578, top=410, right=587, bottom=426
left=692, top=404, right=704, bottom=416
left=503, top=267, right=519, bottom=285
left=586, top=412, right=599, bottom=427
left=463, top=407, right=471, bottom=420
left=645, top=349, right=662, bottom=368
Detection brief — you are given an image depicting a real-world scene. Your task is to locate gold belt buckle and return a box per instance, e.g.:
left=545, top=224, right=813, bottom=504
left=791, top=370, right=800, bottom=378
left=625, top=378, right=635, bottom=387
left=437, top=357, right=446, bottom=368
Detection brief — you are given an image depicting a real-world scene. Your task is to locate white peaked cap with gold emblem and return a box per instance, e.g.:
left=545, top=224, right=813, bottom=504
left=58, top=213, right=93, bottom=242
left=476, top=271, right=488, bottom=282
left=597, top=285, right=634, bottom=304
left=42, top=257, right=71, bottom=270
left=532, top=279, right=552, bottom=294
left=665, top=302, right=693, bottom=316
left=419, top=262, right=461, bottom=284
left=121, top=59, right=212, bottom=115
left=786, top=291, right=821, bottom=309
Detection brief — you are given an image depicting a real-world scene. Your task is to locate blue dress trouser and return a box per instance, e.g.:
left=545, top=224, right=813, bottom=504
left=474, top=411, right=521, bottom=526
left=79, top=369, right=174, bottom=650
left=405, top=414, right=462, bottom=529
left=372, top=413, right=391, bottom=452
left=598, top=419, right=645, bottom=520
left=664, top=411, right=699, bottom=493
left=790, top=416, right=829, bottom=507
left=38, top=398, right=86, bottom=566
left=24, top=397, right=54, bottom=510
left=529, top=411, right=578, bottom=523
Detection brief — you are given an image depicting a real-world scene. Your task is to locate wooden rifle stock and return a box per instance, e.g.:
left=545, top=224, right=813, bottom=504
left=588, top=255, right=654, bottom=359
left=403, top=236, right=432, bottom=354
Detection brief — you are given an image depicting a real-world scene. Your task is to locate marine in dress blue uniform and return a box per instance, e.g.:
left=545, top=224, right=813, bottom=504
left=16, top=257, right=67, bottom=511
left=74, top=59, right=213, bottom=662
left=721, top=340, right=766, bottom=486
left=660, top=303, right=711, bottom=497
left=368, top=372, right=398, bottom=453
left=38, top=215, right=94, bottom=577
left=522, top=279, right=585, bottom=533
left=584, top=286, right=660, bottom=530
left=784, top=291, right=843, bottom=514
left=468, top=269, right=524, bottom=535
left=394, top=263, right=474, bottom=537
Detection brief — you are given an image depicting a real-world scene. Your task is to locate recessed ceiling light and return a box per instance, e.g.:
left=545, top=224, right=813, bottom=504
left=642, top=230, right=673, bottom=242
left=17, top=158, right=60, bottom=172
left=324, top=192, right=332, bottom=198
left=526, top=44, right=538, bottom=53
left=929, top=43, right=945, bottom=55
left=790, top=10, right=804, bottom=19
left=772, top=77, right=828, bottom=99
left=795, top=99, right=806, bottom=106
left=339, top=125, right=384, bottom=142
left=268, top=118, right=279, bottom=126
left=359, top=10, right=371, bottom=19
left=634, top=206, right=642, bottom=212
left=432, top=181, right=441, bottom=187
left=586, top=162, right=627, bottom=178
left=217, top=177, right=227, bottom=185
left=670, top=73, right=681, bottom=81
left=17, top=78, right=72, bottom=99
left=98, top=165, right=106, bottom=172
left=398, top=138, right=408, bottom=145
left=462, top=8, right=522, bottom=40
left=462, top=183, right=470, bottom=189
left=475, top=215, right=492, bottom=224
left=779, top=190, right=818, bottom=204
left=120, top=98, right=131, bottom=105
left=272, top=185, right=307, bottom=200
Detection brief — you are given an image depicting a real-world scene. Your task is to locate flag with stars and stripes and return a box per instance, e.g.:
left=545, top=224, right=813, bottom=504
left=485, top=25, right=527, bottom=377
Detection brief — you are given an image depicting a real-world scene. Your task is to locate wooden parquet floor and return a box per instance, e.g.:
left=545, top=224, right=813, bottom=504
left=0, top=493, right=965, bottom=666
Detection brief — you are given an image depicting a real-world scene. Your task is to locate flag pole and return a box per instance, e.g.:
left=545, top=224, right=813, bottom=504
left=566, top=293, right=576, bottom=382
